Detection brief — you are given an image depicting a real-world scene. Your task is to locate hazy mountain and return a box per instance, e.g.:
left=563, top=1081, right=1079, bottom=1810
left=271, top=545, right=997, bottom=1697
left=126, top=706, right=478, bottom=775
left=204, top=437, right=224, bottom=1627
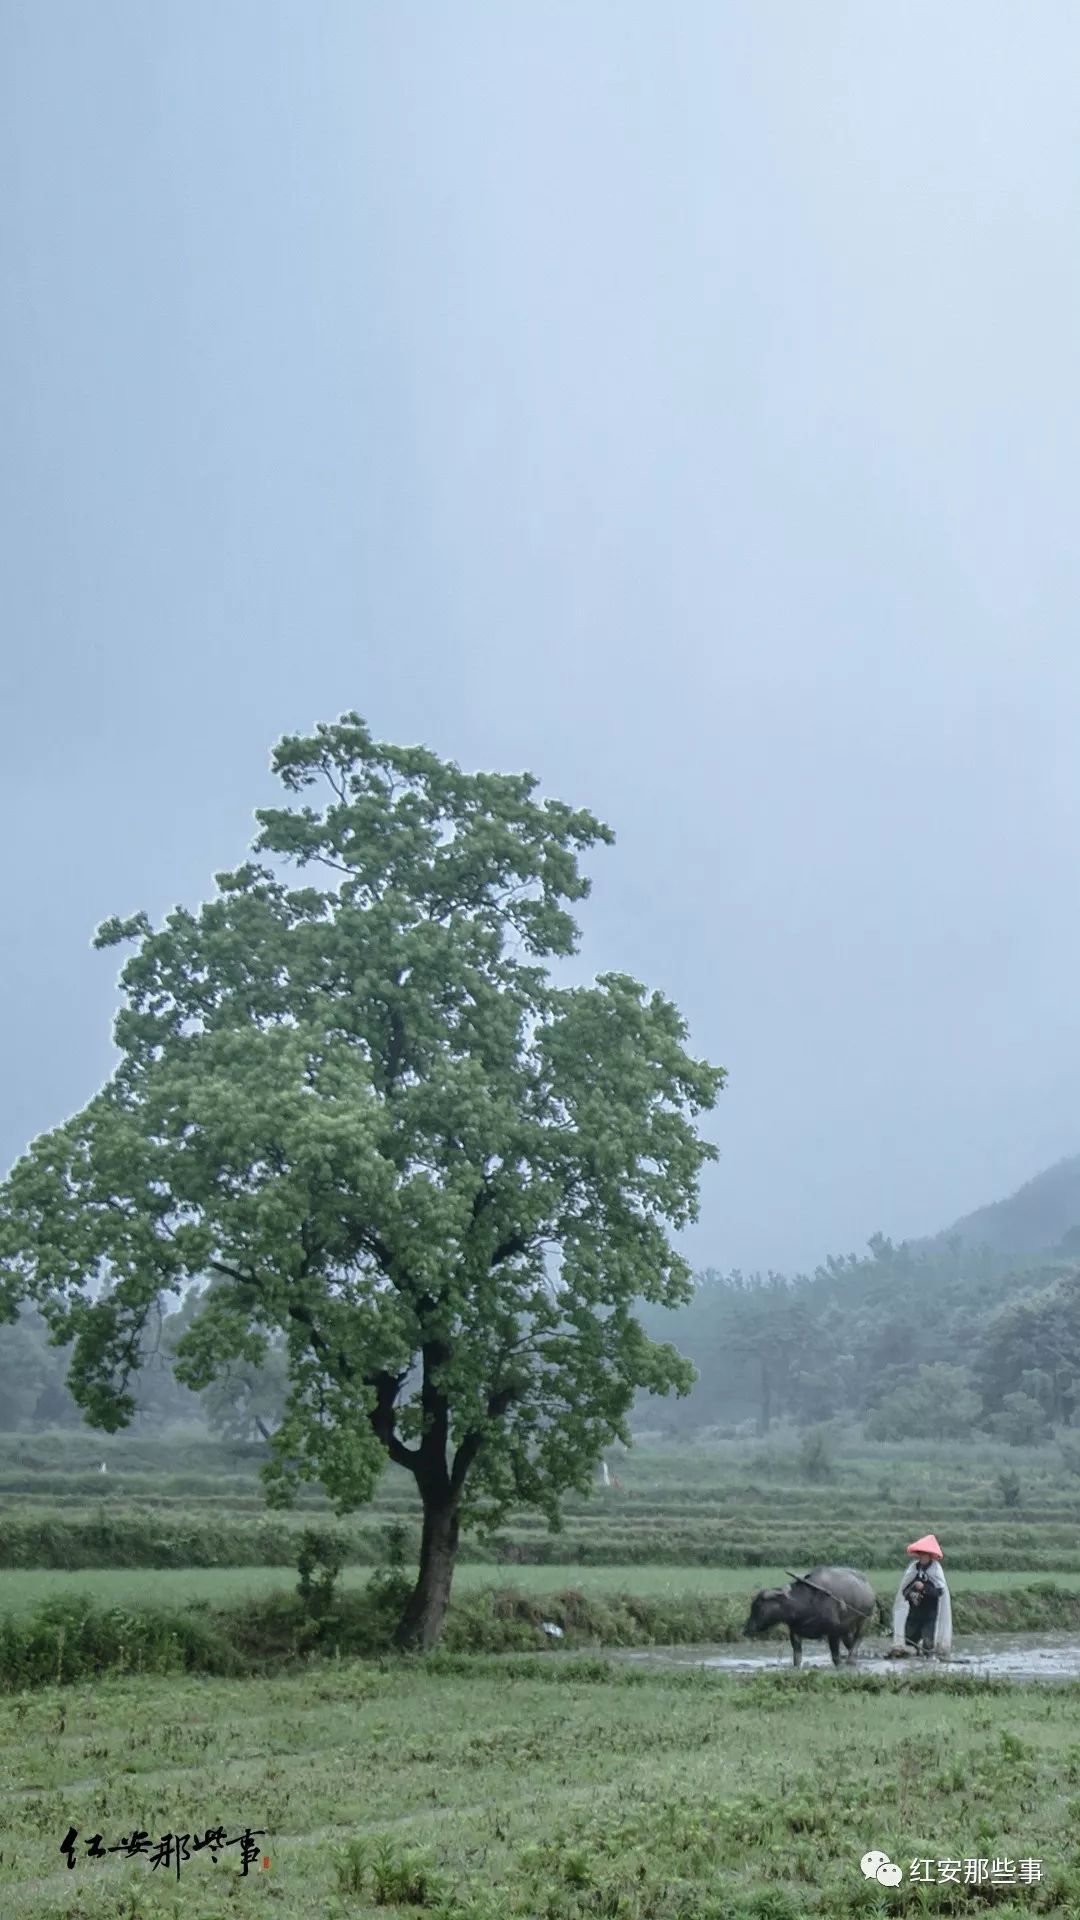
left=931, top=1155, right=1080, bottom=1259
left=635, top=1154, right=1080, bottom=1435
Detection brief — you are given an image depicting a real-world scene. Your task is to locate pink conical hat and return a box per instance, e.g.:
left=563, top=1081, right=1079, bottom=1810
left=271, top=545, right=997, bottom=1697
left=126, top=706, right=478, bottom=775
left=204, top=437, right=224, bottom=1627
left=907, top=1533, right=943, bottom=1559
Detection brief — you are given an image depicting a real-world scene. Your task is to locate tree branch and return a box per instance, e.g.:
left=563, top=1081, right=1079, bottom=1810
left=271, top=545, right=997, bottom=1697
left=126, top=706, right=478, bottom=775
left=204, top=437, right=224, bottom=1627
left=465, top=1170, right=533, bottom=1272
left=366, top=1366, right=418, bottom=1473
left=210, top=1259, right=419, bottom=1474
left=359, top=1230, right=399, bottom=1278
left=209, top=1259, right=258, bottom=1287
left=491, top=1234, right=531, bottom=1269
left=417, top=1341, right=452, bottom=1495
left=384, top=999, right=406, bottom=1094
left=449, top=1382, right=518, bottom=1495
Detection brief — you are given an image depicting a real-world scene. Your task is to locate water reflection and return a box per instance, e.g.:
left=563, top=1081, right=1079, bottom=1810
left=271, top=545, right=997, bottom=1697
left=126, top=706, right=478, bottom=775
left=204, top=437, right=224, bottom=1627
left=604, top=1634, right=1080, bottom=1681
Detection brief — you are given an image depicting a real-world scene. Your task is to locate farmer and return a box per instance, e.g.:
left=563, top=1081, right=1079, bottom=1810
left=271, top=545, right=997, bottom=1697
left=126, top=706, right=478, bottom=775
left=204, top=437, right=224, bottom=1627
left=891, top=1533, right=952, bottom=1658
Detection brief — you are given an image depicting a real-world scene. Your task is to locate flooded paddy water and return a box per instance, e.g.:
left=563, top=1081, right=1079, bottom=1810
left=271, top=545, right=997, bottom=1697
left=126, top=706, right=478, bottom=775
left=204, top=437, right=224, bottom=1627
left=602, top=1633, right=1080, bottom=1681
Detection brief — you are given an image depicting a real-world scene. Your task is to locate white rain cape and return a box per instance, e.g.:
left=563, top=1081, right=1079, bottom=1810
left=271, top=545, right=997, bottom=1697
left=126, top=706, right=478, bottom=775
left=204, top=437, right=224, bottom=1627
left=892, top=1560, right=952, bottom=1657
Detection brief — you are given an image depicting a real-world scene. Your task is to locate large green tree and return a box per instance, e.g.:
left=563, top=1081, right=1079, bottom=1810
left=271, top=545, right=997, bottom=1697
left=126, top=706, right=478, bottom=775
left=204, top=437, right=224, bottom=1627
left=0, top=716, right=723, bottom=1646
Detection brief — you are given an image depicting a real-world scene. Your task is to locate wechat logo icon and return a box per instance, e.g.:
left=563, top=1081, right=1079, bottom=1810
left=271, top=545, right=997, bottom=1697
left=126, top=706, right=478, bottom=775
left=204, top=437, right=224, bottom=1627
left=861, top=1851, right=903, bottom=1887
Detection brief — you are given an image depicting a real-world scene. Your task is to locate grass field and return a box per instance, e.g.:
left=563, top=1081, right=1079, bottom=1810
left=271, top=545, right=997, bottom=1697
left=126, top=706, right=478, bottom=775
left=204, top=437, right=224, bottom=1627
left=3, top=1560, right=1079, bottom=1617
left=7, top=1429, right=1080, bottom=1913
left=3, top=1656, right=1079, bottom=1919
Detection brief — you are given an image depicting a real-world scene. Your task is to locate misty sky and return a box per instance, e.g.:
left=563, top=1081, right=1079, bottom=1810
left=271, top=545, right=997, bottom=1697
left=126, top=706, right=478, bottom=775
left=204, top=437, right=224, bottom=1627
left=4, top=3, right=1079, bottom=1278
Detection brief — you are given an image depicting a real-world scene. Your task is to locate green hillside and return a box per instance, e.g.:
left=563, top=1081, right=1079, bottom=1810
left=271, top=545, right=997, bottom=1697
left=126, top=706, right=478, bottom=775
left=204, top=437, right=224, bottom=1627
left=929, top=1152, right=1080, bottom=1258
left=637, top=1155, right=1080, bottom=1440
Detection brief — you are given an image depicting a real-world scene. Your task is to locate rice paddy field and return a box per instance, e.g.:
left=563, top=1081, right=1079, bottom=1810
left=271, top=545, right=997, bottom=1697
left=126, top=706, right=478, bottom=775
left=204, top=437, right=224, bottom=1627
left=3, top=1560, right=1080, bottom=1616
left=6, top=1426, right=1080, bottom=1916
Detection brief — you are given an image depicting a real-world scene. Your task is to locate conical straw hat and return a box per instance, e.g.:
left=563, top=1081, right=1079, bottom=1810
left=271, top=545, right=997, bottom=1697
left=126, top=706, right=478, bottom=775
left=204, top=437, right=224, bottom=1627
left=907, top=1533, right=942, bottom=1559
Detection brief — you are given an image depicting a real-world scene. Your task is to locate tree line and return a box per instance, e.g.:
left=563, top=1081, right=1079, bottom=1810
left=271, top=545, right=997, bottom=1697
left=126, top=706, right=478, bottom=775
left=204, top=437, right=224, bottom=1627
left=11, top=1230, right=1080, bottom=1454
left=0, top=1289, right=287, bottom=1442
left=636, top=1234, right=1080, bottom=1445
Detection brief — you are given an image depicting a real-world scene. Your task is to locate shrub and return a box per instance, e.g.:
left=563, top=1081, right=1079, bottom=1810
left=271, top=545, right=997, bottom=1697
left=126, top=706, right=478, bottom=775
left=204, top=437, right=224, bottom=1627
left=797, top=1428, right=835, bottom=1483
left=334, top=1837, right=452, bottom=1908
left=365, top=1523, right=415, bottom=1635
left=989, top=1393, right=1053, bottom=1448
left=296, top=1527, right=347, bottom=1617
left=865, top=1364, right=982, bottom=1443
left=0, top=1593, right=242, bottom=1688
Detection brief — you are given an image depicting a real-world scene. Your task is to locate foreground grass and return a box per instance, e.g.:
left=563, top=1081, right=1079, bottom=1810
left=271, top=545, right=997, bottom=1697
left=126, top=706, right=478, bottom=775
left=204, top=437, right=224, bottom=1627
left=3, top=1657, right=1080, bottom=1919
left=2, top=1561, right=1079, bottom=1616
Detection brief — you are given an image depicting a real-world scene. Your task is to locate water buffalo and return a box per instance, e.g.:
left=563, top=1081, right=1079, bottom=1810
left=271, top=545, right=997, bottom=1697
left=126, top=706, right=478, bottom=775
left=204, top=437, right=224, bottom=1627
left=743, top=1566, right=876, bottom=1669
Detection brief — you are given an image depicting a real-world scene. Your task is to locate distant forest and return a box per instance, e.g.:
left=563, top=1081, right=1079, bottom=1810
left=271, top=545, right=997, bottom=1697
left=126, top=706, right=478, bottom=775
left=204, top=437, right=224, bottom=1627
left=0, top=1284, right=287, bottom=1443
left=6, top=1155, right=1080, bottom=1448
left=636, top=1155, right=1080, bottom=1444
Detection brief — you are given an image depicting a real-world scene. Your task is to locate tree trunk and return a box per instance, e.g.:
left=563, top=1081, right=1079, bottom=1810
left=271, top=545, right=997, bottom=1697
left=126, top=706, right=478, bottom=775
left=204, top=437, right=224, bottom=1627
left=394, top=1492, right=460, bottom=1650
left=759, top=1359, right=772, bottom=1434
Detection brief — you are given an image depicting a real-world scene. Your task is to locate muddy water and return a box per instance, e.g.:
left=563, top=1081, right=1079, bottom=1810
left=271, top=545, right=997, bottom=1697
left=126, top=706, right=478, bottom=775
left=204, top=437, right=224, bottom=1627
left=605, top=1635, right=1080, bottom=1681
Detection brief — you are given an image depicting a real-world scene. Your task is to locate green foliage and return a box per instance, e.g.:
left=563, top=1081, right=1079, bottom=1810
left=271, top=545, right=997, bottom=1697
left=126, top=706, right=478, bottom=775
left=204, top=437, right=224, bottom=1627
left=989, top=1392, right=1053, bottom=1447
left=658, top=1271, right=851, bottom=1436
left=0, top=1302, right=206, bottom=1437
left=382, top=1518, right=411, bottom=1568
left=364, top=1520, right=422, bottom=1629
left=864, top=1362, right=982, bottom=1442
left=296, top=1525, right=347, bottom=1615
left=163, top=1281, right=288, bottom=1439
left=0, top=1311, right=64, bottom=1429
left=0, top=716, right=723, bottom=1644
left=335, top=1836, right=453, bottom=1908
left=0, top=1306, right=110, bottom=1432
left=334, top=1838, right=370, bottom=1896
left=796, top=1426, right=834, bottom=1482
left=641, top=1236, right=1080, bottom=1443
left=0, top=1591, right=242, bottom=1689
left=997, top=1467, right=1022, bottom=1507
left=974, top=1271, right=1080, bottom=1427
